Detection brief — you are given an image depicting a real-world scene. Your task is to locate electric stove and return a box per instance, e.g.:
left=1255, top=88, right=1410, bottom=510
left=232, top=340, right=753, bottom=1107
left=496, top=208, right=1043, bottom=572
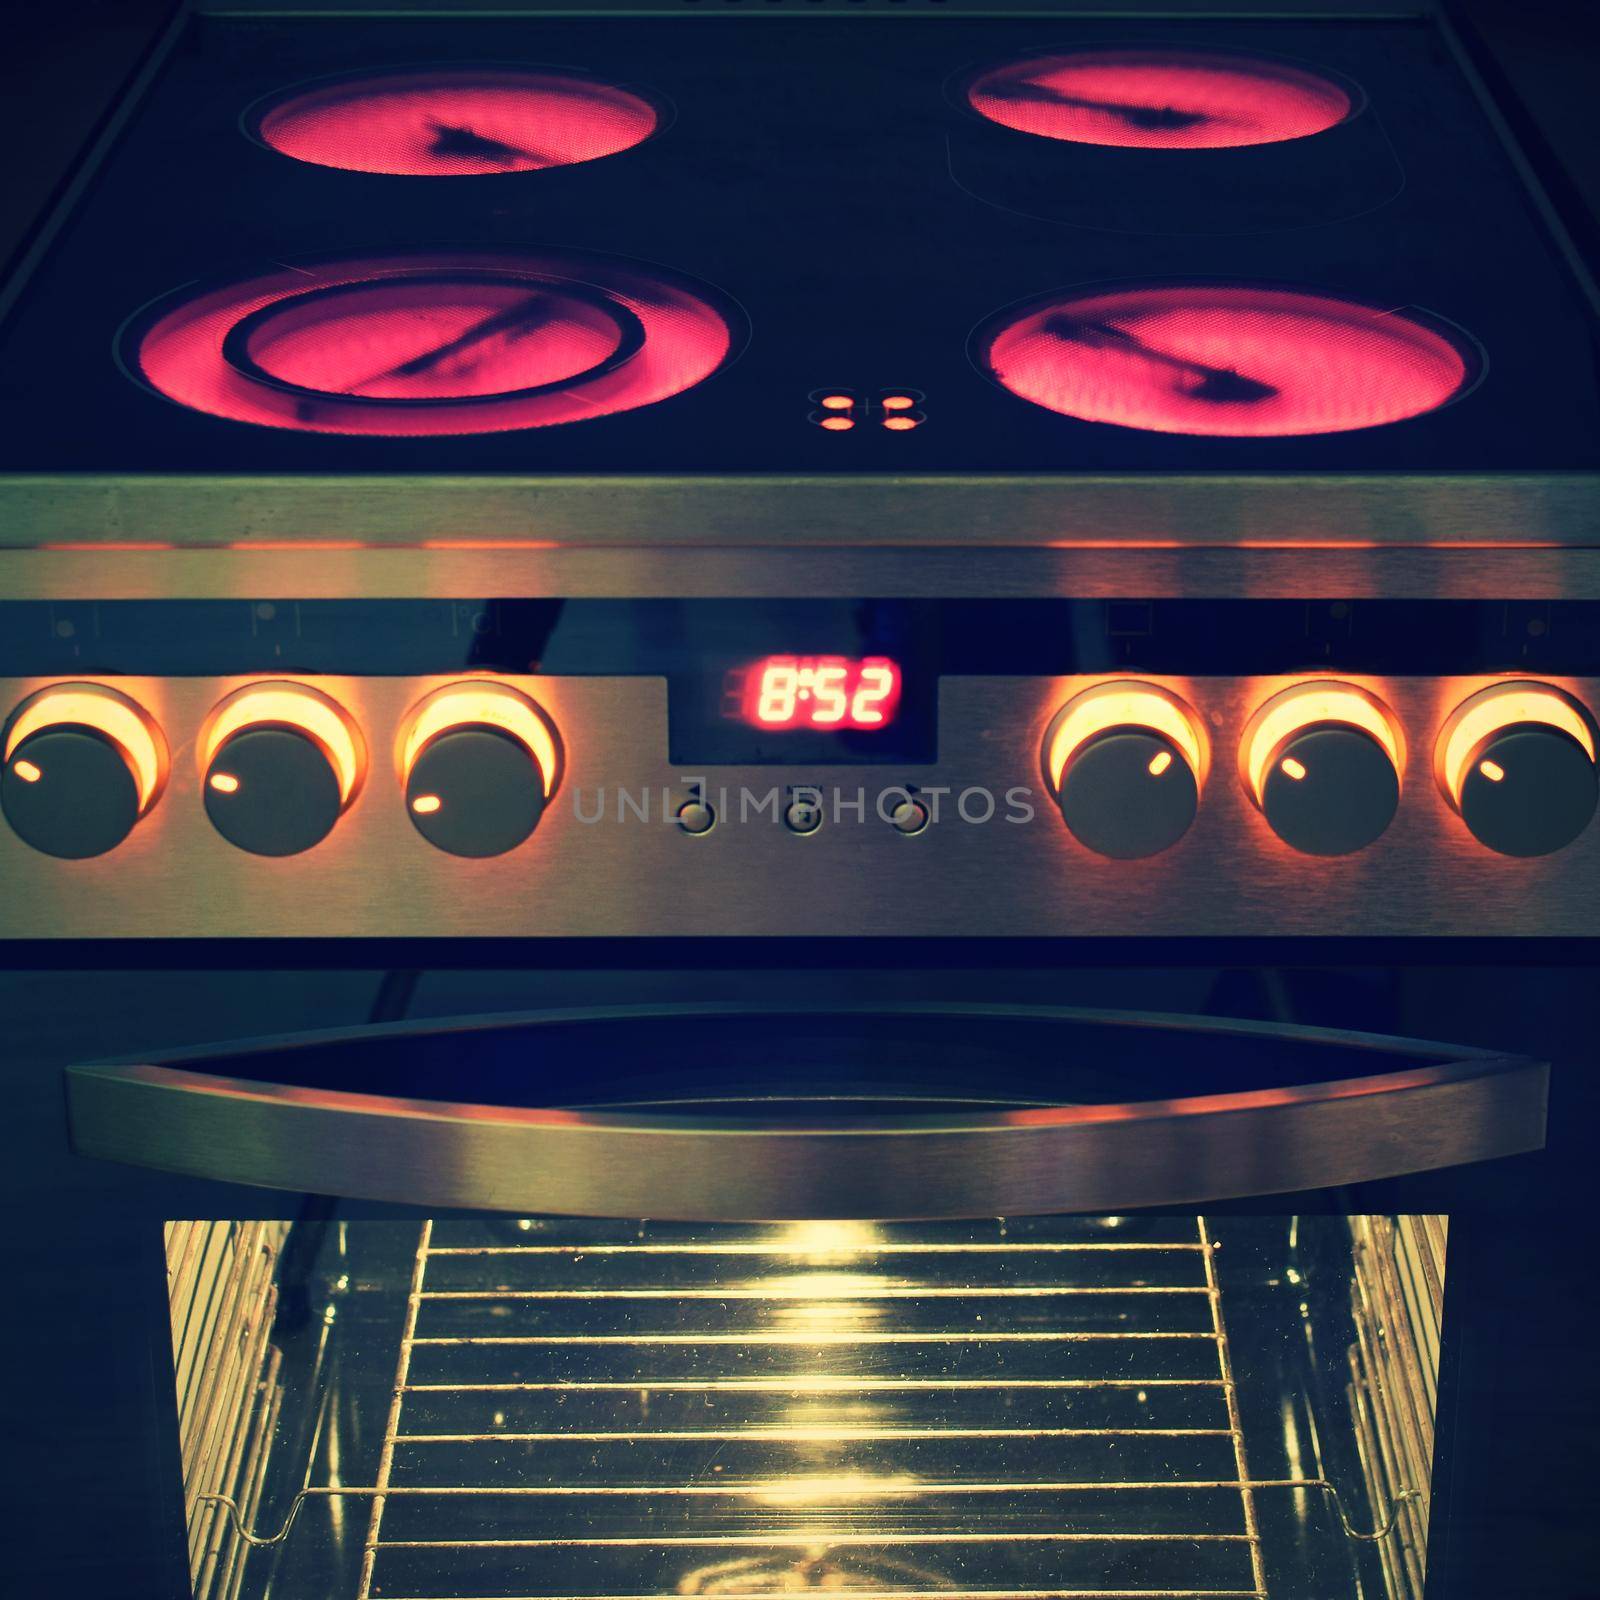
left=2, top=0, right=1598, bottom=948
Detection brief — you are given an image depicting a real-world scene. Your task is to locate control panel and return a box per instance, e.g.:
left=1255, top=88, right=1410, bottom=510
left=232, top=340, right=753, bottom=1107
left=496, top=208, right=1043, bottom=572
left=3, top=657, right=1598, bottom=939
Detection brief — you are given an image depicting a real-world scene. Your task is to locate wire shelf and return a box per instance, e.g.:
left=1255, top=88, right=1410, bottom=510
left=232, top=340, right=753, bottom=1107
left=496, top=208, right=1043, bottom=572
left=339, top=1218, right=1272, bottom=1600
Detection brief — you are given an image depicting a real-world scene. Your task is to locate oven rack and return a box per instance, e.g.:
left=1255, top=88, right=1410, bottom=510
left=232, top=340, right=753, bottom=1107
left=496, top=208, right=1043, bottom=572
left=202, top=1218, right=1417, bottom=1600
left=168, top=1220, right=289, bottom=1600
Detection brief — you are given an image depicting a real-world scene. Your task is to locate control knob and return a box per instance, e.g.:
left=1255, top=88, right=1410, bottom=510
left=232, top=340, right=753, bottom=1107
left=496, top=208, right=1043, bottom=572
left=201, top=682, right=364, bottom=856
left=1241, top=681, right=1402, bottom=856
left=1042, top=680, right=1205, bottom=859
left=401, top=681, right=561, bottom=858
left=1437, top=682, right=1597, bottom=857
left=1, top=683, right=166, bottom=859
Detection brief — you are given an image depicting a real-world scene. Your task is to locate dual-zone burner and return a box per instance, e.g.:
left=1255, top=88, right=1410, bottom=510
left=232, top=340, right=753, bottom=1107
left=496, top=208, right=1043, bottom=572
left=124, top=251, right=737, bottom=437
left=118, top=56, right=1479, bottom=441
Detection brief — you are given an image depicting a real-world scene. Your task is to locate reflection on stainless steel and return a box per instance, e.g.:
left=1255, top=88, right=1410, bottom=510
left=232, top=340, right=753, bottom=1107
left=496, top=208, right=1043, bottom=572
left=68, top=1029, right=1548, bottom=1216
left=179, top=1216, right=1440, bottom=1599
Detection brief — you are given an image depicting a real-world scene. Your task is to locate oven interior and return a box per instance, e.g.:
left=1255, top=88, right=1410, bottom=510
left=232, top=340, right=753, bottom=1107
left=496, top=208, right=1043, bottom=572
left=169, top=1213, right=1441, bottom=1600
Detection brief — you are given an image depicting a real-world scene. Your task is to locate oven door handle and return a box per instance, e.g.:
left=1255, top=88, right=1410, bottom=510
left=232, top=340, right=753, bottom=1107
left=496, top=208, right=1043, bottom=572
left=64, top=1054, right=1547, bottom=1218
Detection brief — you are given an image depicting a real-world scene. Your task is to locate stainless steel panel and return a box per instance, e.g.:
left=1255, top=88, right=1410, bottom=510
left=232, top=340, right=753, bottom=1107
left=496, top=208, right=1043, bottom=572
left=11, top=544, right=1600, bottom=602
left=66, top=1051, right=1546, bottom=1216
left=2, top=471, right=1597, bottom=548
left=4, top=672, right=1600, bottom=938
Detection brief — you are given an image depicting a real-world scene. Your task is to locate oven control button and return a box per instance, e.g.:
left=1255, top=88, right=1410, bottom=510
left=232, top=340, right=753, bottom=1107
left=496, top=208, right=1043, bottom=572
left=675, top=799, right=716, bottom=836
left=1, top=683, right=166, bottom=859
left=784, top=793, right=824, bottom=835
left=1241, top=682, right=1402, bottom=856
left=889, top=797, right=930, bottom=835
left=401, top=681, right=561, bottom=858
left=1438, top=682, right=1597, bottom=857
left=1043, top=681, right=1205, bottom=859
left=201, top=682, right=364, bottom=857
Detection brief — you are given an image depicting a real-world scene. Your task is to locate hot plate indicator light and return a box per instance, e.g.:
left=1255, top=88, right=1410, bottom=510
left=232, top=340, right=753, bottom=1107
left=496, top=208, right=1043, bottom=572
left=2, top=683, right=167, bottom=859
left=1240, top=681, right=1403, bottom=856
left=1437, top=682, right=1598, bottom=857
left=400, top=682, right=561, bottom=858
left=200, top=682, right=364, bottom=857
left=1043, top=681, right=1206, bottom=859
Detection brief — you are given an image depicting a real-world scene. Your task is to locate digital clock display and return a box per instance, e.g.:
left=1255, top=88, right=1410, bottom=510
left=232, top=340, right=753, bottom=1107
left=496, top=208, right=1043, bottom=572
left=729, top=656, right=903, bottom=730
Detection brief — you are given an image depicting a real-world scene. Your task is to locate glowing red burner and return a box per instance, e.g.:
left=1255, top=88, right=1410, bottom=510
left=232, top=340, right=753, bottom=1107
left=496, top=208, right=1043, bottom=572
left=124, top=249, right=738, bottom=437
left=978, top=283, right=1477, bottom=438
left=965, top=48, right=1353, bottom=150
left=251, top=67, right=660, bottom=176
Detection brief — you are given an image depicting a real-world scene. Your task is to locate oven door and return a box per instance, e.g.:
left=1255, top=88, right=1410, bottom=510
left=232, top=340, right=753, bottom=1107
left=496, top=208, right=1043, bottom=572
left=63, top=1004, right=1548, bottom=1217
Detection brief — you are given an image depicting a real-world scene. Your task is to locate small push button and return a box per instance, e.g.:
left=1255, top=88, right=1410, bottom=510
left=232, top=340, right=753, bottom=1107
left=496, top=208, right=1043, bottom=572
left=676, top=799, right=716, bottom=836
left=784, top=794, right=824, bottom=835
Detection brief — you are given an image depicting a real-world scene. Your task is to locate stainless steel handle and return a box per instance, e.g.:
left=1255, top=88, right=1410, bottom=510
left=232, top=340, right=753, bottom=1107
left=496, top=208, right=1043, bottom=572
left=65, top=1053, right=1547, bottom=1219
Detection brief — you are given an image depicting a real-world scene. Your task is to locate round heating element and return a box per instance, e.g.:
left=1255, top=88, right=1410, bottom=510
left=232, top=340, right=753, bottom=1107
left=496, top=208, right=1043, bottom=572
left=122, top=249, right=739, bottom=436
left=977, top=283, right=1477, bottom=438
left=249, top=67, right=661, bottom=176
left=963, top=47, right=1354, bottom=150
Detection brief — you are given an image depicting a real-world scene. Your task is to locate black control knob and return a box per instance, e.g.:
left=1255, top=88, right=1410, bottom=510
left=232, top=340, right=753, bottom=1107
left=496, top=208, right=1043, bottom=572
left=401, top=682, right=560, bottom=858
left=1242, top=683, right=1403, bottom=857
left=1, top=684, right=165, bottom=859
left=201, top=683, right=363, bottom=857
left=1440, top=684, right=1597, bottom=857
left=1043, top=682, right=1204, bottom=860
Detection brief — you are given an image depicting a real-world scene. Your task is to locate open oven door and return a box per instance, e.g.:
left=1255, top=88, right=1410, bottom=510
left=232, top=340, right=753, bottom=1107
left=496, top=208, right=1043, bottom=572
left=64, top=1004, right=1548, bottom=1216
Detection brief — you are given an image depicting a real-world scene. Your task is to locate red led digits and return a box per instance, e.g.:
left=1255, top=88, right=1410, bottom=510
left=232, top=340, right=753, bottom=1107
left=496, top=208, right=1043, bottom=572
left=965, top=48, right=1353, bottom=151
left=735, top=657, right=903, bottom=730
left=979, top=283, right=1477, bottom=438
left=252, top=68, right=660, bottom=177
left=125, top=249, right=737, bottom=437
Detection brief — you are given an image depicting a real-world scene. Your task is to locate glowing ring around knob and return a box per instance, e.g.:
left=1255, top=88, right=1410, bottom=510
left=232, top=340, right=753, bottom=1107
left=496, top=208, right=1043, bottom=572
left=401, top=681, right=561, bottom=798
left=4, top=683, right=166, bottom=812
left=1045, top=680, right=1206, bottom=794
left=1242, top=681, right=1402, bottom=806
left=199, top=681, right=364, bottom=804
left=1437, top=681, right=1596, bottom=809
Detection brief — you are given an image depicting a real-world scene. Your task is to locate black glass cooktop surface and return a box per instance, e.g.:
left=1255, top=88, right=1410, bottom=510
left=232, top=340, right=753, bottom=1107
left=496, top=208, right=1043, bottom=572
left=1, top=12, right=1596, bottom=473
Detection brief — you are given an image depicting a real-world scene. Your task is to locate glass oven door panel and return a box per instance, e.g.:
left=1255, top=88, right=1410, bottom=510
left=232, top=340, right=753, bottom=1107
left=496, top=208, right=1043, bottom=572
left=65, top=1007, right=1547, bottom=1217
left=167, top=1214, right=1438, bottom=1600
